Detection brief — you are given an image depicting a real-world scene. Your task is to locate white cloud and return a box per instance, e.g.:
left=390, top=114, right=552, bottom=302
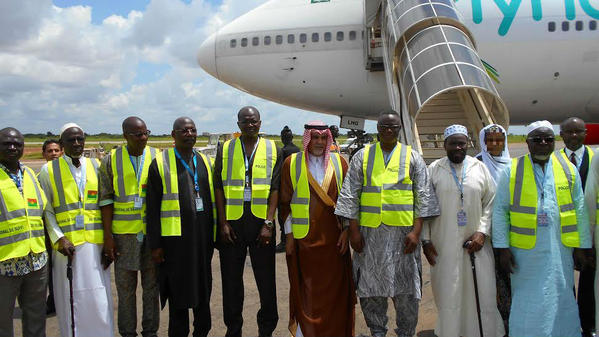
left=0, top=0, right=351, bottom=137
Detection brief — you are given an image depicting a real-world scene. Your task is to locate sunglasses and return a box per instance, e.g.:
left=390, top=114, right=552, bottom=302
left=528, top=136, right=555, bottom=143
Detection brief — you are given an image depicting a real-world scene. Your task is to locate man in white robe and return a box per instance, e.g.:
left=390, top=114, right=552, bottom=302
left=424, top=125, right=504, bottom=337
left=38, top=123, right=114, bottom=337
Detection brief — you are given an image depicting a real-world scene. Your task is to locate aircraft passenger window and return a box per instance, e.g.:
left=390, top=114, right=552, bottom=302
left=591, top=21, right=597, bottom=31
left=252, top=37, right=259, bottom=46
left=337, top=31, right=344, bottom=41
left=349, top=31, right=356, bottom=40
left=562, top=21, right=569, bottom=31
left=230, top=39, right=237, bottom=48
left=312, top=33, right=319, bottom=42
left=264, top=36, right=271, bottom=45
left=548, top=22, right=556, bottom=32
left=241, top=38, right=248, bottom=47
left=324, top=32, right=332, bottom=42
left=288, top=34, right=295, bottom=44
left=276, top=35, right=283, bottom=45
left=576, top=21, right=583, bottom=31
left=300, top=33, right=307, bottom=43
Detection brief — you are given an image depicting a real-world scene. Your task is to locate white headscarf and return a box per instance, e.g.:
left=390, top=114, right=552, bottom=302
left=477, top=124, right=510, bottom=184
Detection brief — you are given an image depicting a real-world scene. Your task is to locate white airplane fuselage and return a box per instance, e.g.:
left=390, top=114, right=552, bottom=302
left=198, top=0, right=599, bottom=124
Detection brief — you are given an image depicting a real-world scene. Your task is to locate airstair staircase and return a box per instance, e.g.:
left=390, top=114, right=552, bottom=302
left=366, top=0, right=509, bottom=162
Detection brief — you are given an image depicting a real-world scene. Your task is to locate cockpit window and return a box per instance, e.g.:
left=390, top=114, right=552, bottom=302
left=230, top=39, right=236, bottom=48
left=264, top=36, right=271, bottom=45
left=252, top=37, right=259, bottom=46
left=288, top=34, right=295, bottom=44
left=324, top=32, right=331, bottom=42
left=276, top=35, right=283, bottom=45
left=241, top=38, right=248, bottom=47
left=312, top=33, right=319, bottom=42
left=349, top=31, right=356, bottom=40
left=336, top=31, right=344, bottom=41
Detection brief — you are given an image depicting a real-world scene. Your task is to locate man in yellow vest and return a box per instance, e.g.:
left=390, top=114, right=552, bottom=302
left=145, top=117, right=216, bottom=337
left=0, top=127, right=48, bottom=337
left=98, top=117, right=159, bottom=337
left=560, top=116, right=596, bottom=336
left=492, top=120, right=591, bottom=337
left=279, top=121, right=355, bottom=336
left=39, top=123, right=114, bottom=336
left=335, top=110, right=440, bottom=337
left=214, top=106, right=281, bottom=337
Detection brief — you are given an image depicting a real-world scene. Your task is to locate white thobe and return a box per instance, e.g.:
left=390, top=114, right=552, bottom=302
left=424, top=156, right=504, bottom=337
left=39, top=156, right=114, bottom=337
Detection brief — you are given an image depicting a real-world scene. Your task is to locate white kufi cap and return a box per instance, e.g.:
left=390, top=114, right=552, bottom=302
left=443, top=124, right=468, bottom=140
left=59, top=123, right=82, bottom=137
left=526, top=120, right=553, bottom=135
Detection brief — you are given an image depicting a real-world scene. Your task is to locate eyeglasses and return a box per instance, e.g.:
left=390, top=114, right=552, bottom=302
left=238, top=120, right=260, bottom=126
left=175, top=128, right=197, bottom=135
left=378, top=124, right=401, bottom=130
left=528, top=136, right=555, bottom=143
left=127, top=130, right=151, bottom=138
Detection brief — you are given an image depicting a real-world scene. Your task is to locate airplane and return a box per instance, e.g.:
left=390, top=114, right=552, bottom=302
left=197, top=0, right=599, bottom=144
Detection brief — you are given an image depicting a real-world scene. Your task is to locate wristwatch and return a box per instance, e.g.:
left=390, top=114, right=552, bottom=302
left=421, top=239, right=432, bottom=246
left=264, top=220, right=274, bottom=229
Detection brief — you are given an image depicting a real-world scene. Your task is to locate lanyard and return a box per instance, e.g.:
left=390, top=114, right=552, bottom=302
left=240, top=138, right=259, bottom=174
left=129, top=148, right=146, bottom=194
left=174, top=148, right=199, bottom=194
left=450, top=161, right=467, bottom=207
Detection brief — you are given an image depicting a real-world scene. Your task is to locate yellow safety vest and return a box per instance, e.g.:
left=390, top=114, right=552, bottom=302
left=289, top=152, right=343, bottom=239
left=110, top=146, right=158, bottom=234
left=359, top=142, right=413, bottom=227
left=47, top=157, right=103, bottom=246
left=509, top=153, right=580, bottom=249
left=222, top=137, right=277, bottom=220
left=156, top=149, right=217, bottom=241
left=0, top=166, right=47, bottom=261
left=559, top=146, right=594, bottom=167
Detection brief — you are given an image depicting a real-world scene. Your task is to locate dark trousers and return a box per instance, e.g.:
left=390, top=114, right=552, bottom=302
left=578, top=267, right=596, bottom=334
left=219, top=204, right=278, bottom=337
left=168, top=302, right=211, bottom=337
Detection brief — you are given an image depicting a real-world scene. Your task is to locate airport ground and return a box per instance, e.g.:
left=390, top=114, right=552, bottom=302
left=14, top=142, right=565, bottom=337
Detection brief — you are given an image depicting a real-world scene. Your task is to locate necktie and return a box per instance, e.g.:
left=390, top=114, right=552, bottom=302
left=570, top=152, right=577, bottom=167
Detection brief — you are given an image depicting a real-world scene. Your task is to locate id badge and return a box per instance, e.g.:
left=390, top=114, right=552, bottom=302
left=75, top=215, right=85, bottom=229
left=457, top=210, right=467, bottom=227
left=538, top=212, right=549, bottom=227
left=136, top=231, right=144, bottom=243
left=195, top=197, right=204, bottom=212
left=243, top=187, right=252, bottom=202
left=134, top=196, right=143, bottom=210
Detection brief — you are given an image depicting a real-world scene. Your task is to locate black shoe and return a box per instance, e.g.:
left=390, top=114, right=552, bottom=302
left=275, top=241, right=285, bottom=253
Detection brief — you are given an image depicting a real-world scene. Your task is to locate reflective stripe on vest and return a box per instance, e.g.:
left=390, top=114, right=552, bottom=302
left=48, top=157, right=103, bottom=247
left=289, top=152, right=343, bottom=239
left=359, top=142, right=413, bottom=227
left=222, top=138, right=276, bottom=220
left=156, top=149, right=217, bottom=240
left=111, top=146, right=157, bottom=234
left=509, top=153, right=580, bottom=249
left=0, top=167, right=46, bottom=261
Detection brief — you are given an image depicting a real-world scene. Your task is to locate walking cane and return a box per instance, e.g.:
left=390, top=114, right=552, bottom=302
left=463, top=240, right=484, bottom=337
left=67, top=254, right=75, bottom=337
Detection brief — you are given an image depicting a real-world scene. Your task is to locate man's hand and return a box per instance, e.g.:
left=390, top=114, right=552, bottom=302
left=151, top=248, right=165, bottom=264
left=498, top=248, right=516, bottom=274
left=256, top=224, right=273, bottom=247
left=102, top=235, right=118, bottom=269
left=465, top=232, right=486, bottom=254
left=423, top=242, right=438, bottom=266
left=349, top=225, right=364, bottom=253
left=57, top=237, right=75, bottom=258
left=403, top=230, right=419, bottom=254
left=337, top=228, right=349, bottom=255
left=285, top=233, right=294, bottom=256
left=219, top=221, right=237, bottom=244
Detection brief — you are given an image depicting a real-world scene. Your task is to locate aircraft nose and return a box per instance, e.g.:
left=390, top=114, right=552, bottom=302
left=198, top=33, right=218, bottom=78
